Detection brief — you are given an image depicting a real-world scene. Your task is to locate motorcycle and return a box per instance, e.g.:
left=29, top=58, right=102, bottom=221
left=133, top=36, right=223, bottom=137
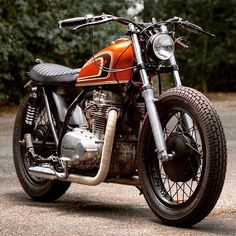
left=13, top=14, right=227, bottom=227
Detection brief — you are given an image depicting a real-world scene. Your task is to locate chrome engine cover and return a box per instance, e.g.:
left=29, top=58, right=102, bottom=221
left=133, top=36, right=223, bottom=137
left=61, top=128, right=101, bottom=169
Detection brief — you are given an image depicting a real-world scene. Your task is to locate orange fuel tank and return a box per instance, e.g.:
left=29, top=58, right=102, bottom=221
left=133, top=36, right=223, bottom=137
left=76, top=39, right=134, bottom=86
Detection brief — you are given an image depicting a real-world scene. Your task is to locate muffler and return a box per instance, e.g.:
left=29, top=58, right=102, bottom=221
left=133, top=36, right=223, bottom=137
left=28, top=166, right=56, bottom=180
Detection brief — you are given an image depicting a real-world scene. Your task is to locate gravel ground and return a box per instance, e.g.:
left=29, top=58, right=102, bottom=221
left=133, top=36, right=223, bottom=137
left=0, top=93, right=236, bottom=236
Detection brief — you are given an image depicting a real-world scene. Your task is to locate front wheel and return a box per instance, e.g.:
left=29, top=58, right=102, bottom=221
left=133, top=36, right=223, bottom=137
left=138, top=86, right=227, bottom=227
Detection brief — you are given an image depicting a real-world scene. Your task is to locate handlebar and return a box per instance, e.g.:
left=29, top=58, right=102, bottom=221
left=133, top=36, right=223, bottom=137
left=58, top=17, right=88, bottom=28
left=58, top=14, right=133, bottom=30
left=58, top=15, right=110, bottom=29
left=180, top=21, right=215, bottom=37
left=58, top=14, right=214, bottom=37
left=166, top=17, right=215, bottom=37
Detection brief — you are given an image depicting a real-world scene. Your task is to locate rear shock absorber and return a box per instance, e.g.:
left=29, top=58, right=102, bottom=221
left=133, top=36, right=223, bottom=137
left=24, top=87, right=39, bottom=159
left=25, top=87, right=39, bottom=133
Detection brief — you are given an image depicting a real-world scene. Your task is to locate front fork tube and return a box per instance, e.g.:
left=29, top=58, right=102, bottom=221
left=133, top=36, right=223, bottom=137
left=129, top=23, right=172, bottom=162
left=169, top=56, right=182, bottom=87
left=169, top=56, right=195, bottom=139
left=142, top=88, right=172, bottom=162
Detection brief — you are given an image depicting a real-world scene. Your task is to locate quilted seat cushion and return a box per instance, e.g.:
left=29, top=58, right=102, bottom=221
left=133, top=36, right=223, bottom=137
left=30, top=63, right=80, bottom=85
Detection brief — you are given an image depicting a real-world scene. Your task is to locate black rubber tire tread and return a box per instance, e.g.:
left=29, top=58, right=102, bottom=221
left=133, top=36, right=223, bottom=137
left=138, top=86, right=227, bottom=227
left=13, top=93, right=71, bottom=202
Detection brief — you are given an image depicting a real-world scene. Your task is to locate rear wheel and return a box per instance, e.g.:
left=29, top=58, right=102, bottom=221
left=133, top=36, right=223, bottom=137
left=138, top=86, right=227, bottom=227
left=13, top=91, right=71, bottom=202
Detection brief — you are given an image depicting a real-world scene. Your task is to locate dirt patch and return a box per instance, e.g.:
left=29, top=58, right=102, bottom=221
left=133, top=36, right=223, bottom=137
left=204, top=92, right=236, bottom=101
left=0, top=105, right=17, bottom=115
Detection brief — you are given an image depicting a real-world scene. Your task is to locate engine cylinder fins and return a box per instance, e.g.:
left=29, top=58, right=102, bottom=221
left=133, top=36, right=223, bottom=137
left=92, top=90, right=124, bottom=105
left=91, top=104, right=123, bottom=135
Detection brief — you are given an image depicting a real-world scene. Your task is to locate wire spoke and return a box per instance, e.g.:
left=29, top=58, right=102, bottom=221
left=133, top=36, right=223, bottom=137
left=155, top=109, right=204, bottom=205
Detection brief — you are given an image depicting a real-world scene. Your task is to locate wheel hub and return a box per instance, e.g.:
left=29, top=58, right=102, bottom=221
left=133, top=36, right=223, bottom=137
left=163, top=132, right=200, bottom=182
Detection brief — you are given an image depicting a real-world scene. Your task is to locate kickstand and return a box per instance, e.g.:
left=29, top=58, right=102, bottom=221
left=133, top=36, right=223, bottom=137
left=136, top=186, right=143, bottom=195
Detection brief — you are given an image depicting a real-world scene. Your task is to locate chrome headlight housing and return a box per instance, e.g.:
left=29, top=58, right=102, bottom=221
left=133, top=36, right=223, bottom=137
left=150, top=33, right=175, bottom=60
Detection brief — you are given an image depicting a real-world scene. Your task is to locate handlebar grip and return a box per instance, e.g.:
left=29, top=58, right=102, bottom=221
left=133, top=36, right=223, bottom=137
left=58, top=17, right=87, bottom=28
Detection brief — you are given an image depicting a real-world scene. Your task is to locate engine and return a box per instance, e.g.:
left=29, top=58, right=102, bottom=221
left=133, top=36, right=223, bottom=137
left=61, top=89, right=145, bottom=178
left=61, top=128, right=101, bottom=169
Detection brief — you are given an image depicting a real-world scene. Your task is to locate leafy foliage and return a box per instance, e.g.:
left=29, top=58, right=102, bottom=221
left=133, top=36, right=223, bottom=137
left=0, top=0, right=131, bottom=103
left=141, top=0, right=236, bottom=91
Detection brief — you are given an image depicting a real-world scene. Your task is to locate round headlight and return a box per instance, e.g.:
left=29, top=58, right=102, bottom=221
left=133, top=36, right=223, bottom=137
left=151, top=34, right=175, bottom=60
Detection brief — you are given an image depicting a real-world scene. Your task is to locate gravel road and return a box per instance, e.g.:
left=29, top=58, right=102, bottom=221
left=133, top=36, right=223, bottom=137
left=0, top=94, right=236, bottom=236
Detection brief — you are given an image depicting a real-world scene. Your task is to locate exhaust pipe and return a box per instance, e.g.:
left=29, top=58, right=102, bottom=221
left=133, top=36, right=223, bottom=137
left=29, top=109, right=118, bottom=186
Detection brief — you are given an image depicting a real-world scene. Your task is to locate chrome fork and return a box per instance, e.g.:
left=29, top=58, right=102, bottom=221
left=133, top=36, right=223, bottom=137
left=129, top=23, right=173, bottom=162
left=169, top=56, right=195, bottom=138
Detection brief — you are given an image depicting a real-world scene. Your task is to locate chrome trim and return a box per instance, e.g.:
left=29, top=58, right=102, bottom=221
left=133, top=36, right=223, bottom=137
left=169, top=56, right=182, bottom=86
left=129, top=23, right=171, bottom=162
left=28, top=109, right=118, bottom=186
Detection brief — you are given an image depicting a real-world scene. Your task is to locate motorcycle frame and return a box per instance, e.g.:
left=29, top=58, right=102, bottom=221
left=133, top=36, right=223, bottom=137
left=39, top=22, right=192, bottom=165
left=15, top=15, right=226, bottom=227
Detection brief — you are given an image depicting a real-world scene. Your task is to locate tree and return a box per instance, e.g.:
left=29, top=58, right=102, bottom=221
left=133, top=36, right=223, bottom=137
left=140, top=0, right=236, bottom=92
left=0, top=0, right=133, bottom=104
left=1, top=0, right=235, bottom=104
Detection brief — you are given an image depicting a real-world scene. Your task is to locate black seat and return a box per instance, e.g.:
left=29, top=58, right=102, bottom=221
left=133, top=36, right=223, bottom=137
left=29, top=63, right=80, bottom=85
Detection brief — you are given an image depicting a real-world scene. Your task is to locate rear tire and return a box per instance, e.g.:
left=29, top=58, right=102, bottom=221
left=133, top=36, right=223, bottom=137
left=13, top=92, right=71, bottom=202
left=138, top=86, right=227, bottom=227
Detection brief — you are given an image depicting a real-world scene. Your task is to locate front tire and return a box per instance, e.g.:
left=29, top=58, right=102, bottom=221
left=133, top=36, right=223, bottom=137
left=138, top=86, right=227, bottom=227
left=13, top=92, right=71, bottom=202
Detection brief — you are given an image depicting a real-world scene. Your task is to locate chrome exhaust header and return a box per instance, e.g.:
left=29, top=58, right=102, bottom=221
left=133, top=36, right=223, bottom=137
left=28, top=109, right=118, bottom=186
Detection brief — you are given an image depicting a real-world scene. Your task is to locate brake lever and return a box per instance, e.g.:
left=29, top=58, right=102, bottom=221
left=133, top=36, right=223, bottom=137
left=178, top=20, right=215, bottom=37
left=198, top=29, right=215, bottom=37
left=175, top=36, right=188, bottom=49
left=179, top=21, right=203, bottom=33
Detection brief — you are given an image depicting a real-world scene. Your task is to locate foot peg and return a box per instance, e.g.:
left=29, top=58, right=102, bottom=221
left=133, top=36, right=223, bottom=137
left=28, top=157, right=71, bottom=180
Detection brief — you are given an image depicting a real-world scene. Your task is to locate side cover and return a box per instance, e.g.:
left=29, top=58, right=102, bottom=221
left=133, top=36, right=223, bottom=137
left=76, top=39, right=134, bottom=86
